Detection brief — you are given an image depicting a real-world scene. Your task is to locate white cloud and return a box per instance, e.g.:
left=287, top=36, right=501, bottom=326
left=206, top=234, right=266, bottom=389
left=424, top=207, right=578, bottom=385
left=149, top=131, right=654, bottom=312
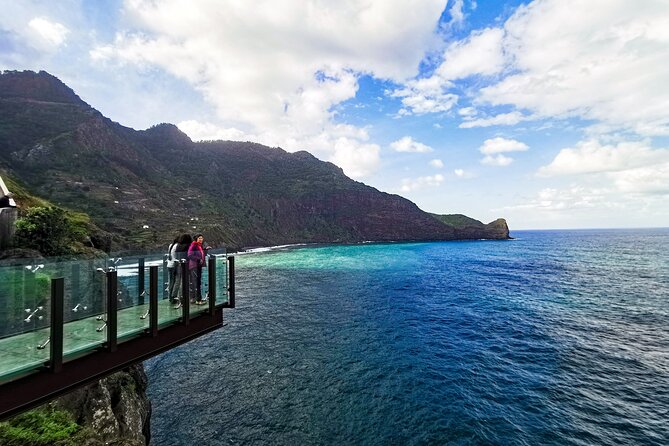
left=329, top=137, right=381, bottom=179
left=177, top=120, right=254, bottom=142
left=458, top=107, right=477, bottom=117
left=478, top=137, right=527, bottom=166
left=390, top=78, right=458, bottom=115
left=390, top=136, right=434, bottom=153
left=610, top=163, right=669, bottom=195
left=449, top=0, right=465, bottom=25
left=481, top=154, right=513, bottom=166
left=90, top=0, right=446, bottom=178
left=537, top=139, right=669, bottom=198
left=399, top=174, right=444, bottom=192
left=392, top=27, right=503, bottom=116
left=495, top=183, right=669, bottom=228
left=479, top=137, right=528, bottom=155
left=429, top=159, right=444, bottom=168
left=538, top=139, right=669, bottom=177
left=459, top=111, right=527, bottom=128
left=454, top=168, right=475, bottom=179
left=391, top=0, right=669, bottom=135
left=499, top=186, right=615, bottom=212
left=28, top=17, right=69, bottom=48
left=436, top=27, right=505, bottom=80
left=476, top=0, right=669, bottom=136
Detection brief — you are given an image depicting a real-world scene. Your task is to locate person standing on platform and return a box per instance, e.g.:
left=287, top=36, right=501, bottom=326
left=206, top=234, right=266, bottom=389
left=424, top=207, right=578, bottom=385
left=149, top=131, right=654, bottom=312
left=187, top=233, right=206, bottom=305
left=166, top=236, right=179, bottom=301
left=173, top=233, right=192, bottom=309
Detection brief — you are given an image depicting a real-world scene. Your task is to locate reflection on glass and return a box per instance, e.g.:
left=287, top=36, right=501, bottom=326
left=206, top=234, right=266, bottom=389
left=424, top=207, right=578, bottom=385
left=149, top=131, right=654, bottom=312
left=0, top=261, right=52, bottom=379
left=63, top=257, right=107, bottom=358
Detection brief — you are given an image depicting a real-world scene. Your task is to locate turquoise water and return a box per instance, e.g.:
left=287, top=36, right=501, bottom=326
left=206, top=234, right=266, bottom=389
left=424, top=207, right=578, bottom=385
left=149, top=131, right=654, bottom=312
left=146, top=229, right=669, bottom=445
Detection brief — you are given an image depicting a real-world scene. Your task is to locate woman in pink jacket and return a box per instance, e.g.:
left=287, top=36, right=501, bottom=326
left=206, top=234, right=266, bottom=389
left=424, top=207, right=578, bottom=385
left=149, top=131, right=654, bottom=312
left=187, top=233, right=206, bottom=304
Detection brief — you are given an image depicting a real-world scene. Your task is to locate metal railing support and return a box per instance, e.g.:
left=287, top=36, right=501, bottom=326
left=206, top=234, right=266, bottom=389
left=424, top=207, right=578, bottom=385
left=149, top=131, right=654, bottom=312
left=138, top=258, right=145, bottom=305
left=106, top=271, right=117, bottom=352
left=162, top=255, right=168, bottom=299
left=149, top=266, right=158, bottom=337
left=181, top=261, right=190, bottom=326
left=227, top=256, right=235, bottom=308
left=208, top=256, right=216, bottom=314
left=49, top=278, right=64, bottom=373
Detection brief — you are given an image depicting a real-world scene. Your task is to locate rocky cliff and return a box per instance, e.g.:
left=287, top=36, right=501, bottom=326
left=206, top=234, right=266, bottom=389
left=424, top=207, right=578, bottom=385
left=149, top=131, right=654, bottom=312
left=0, top=70, right=510, bottom=250
left=0, top=365, right=151, bottom=446
left=54, top=365, right=151, bottom=445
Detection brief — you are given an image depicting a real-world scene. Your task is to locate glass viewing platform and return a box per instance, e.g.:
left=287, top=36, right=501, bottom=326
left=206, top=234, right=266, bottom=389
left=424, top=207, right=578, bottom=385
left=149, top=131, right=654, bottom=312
left=0, top=250, right=235, bottom=420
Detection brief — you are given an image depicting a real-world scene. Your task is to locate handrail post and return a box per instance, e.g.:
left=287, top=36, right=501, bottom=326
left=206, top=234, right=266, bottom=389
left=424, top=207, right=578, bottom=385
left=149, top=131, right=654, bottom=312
left=50, top=278, right=64, bottom=373
left=208, top=256, right=216, bottom=314
left=181, top=261, right=190, bottom=326
left=106, top=270, right=117, bottom=352
left=162, top=255, right=168, bottom=300
left=149, top=266, right=158, bottom=337
left=138, top=258, right=145, bottom=305
left=228, top=256, right=235, bottom=308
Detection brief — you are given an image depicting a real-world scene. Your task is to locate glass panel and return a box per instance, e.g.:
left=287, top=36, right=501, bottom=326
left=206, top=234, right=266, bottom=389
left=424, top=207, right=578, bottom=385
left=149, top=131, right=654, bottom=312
left=158, top=259, right=184, bottom=328
left=63, top=257, right=107, bottom=358
left=0, top=260, right=52, bottom=380
left=215, top=254, right=229, bottom=306
left=115, top=256, right=150, bottom=341
left=188, top=259, right=208, bottom=317
left=161, top=254, right=170, bottom=300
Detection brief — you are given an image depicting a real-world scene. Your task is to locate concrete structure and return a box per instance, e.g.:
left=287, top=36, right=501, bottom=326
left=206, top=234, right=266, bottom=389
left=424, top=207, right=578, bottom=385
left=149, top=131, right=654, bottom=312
left=0, top=175, right=18, bottom=249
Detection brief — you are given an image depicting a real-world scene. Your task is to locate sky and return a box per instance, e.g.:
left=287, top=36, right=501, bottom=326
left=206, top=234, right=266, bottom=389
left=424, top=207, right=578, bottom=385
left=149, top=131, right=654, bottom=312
left=1, top=0, right=668, bottom=230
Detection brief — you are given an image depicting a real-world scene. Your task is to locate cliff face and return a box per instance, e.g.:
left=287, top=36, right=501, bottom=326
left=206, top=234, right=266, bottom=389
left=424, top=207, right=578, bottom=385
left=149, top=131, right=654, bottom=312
left=54, top=365, right=151, bottom=445
left=0, top=70, right=510, bottom=249
left=0, top=365, right=151, bottom=446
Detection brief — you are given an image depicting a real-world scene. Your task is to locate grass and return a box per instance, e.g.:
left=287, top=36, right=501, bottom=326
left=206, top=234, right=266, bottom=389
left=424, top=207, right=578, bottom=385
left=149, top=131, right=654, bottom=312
left=0, top=407, right=81, bottom=446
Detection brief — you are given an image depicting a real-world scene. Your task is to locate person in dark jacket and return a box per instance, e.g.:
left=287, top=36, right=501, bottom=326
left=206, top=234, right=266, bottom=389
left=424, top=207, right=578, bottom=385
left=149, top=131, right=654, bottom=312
left=187, top=233, right=206, bottom=305
left=172, top=233, right=192, bottom=309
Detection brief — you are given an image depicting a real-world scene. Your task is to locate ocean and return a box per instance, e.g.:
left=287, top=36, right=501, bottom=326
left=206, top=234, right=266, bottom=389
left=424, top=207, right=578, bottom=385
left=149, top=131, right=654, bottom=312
left=145, top=229, right=669, bottom=445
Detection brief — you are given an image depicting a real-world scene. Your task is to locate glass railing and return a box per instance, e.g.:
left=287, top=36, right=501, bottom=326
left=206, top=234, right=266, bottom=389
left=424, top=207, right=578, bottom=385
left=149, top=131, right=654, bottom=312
left=62, top=257, right=107, bottom=357
left=0, top=261, right=52, bottom=379
left=0, top=250, right=232, bottom=383
left=213, top=254, right=229, bottom=306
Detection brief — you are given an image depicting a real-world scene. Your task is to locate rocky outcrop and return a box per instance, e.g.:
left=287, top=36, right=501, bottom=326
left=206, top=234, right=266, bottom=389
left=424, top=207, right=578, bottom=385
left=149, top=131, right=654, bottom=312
left=1, top=365, right=151, bottom=445
left=53, top=365, right=151, bottom=445
left=432, top=214, right=511, bottom=240
left=481, top=218, right=511, bottom=239
left=0, top=70, right=88, bottom=106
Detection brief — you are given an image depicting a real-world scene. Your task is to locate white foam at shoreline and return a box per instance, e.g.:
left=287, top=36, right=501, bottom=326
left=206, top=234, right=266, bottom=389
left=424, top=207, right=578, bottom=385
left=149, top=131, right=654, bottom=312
left=239, top=243, right=309, bottom=254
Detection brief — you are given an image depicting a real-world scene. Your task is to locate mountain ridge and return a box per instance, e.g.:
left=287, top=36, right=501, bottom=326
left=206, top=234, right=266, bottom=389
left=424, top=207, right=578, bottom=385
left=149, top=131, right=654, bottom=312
left=0, top=70, right=510, bottom=251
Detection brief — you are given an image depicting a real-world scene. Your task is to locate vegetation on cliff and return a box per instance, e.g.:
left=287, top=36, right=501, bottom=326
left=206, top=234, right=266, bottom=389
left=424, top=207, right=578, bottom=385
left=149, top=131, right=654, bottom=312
left=0, top=406, right=93, bottom=446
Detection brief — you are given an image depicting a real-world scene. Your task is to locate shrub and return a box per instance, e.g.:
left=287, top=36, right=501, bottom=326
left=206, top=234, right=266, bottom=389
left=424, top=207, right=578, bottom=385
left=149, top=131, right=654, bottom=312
left=14, top=207, right=74, bottom=256
left=0, top=407, right=80, bottom=446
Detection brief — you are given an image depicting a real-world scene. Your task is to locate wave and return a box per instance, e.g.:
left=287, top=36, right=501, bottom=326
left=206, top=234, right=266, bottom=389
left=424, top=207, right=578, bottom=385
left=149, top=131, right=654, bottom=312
left=239, top=243, right=310, bottom=254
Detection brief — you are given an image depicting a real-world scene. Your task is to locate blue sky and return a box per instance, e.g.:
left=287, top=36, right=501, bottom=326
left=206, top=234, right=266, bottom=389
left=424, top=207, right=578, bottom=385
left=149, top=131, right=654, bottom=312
left=1, top=0, right=668, bottom=229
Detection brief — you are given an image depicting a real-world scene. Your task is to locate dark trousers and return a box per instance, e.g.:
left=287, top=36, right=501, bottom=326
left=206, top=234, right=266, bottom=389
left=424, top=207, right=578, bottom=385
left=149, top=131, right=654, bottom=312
left=189, top=267, right=202, bottom=301
left=167, top=266, right=177, bottom=300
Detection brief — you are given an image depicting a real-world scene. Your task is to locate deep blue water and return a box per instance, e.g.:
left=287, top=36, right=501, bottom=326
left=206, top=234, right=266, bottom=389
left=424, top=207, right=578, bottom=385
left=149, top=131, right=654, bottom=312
left=146, top=229, right=669, bottom=445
